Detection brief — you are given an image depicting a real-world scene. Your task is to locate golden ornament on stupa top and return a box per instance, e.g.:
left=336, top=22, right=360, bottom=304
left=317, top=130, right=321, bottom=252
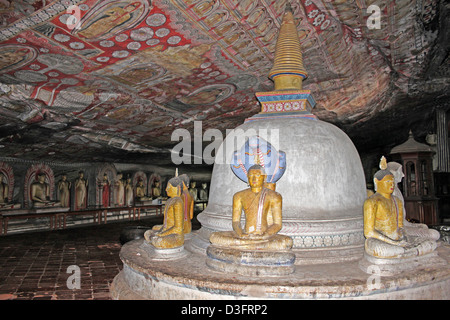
left=268, top=2, right=308, bottom=91
left=248, top=2, right=316, bottom=121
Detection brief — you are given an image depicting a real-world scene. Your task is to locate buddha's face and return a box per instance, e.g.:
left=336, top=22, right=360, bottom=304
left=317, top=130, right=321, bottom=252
left=166, top=183, right=179, bottom=198
left=248, top=169, right=266, bottom=189
left=38, top=174, right=45, bottom=183
left=375, top=175, right=395, bottom=194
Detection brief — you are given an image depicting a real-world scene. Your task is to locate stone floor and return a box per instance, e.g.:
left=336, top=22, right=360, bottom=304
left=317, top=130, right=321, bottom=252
left=0, top=215, right=167, bottom=300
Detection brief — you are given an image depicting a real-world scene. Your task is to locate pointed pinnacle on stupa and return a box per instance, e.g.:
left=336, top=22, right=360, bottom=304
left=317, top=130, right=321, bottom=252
left=268, top=2, right=308, bottom=91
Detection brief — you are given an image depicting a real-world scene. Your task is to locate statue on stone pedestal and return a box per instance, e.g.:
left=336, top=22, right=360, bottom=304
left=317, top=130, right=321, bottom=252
left=363, top=157, right=438, bottom=259
left=31, top=173, right=60, bottom=208
left=144, top=176, right=185, bottom=249
left=57, top=174, right=71, bottom=207
left=209, top=165, right=292, bottom=250
left=74, top=171, right=88, bottom=210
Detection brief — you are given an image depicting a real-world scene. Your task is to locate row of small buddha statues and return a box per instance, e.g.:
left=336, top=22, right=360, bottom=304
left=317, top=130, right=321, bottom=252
left=98, top=172, right=162, bottom=208
left=0, top=170, right=165, bottom=210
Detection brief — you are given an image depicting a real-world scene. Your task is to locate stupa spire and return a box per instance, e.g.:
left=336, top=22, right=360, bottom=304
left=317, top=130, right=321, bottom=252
left=248, top=2, right=316, bottom=121
left=268, top=2, right=308, bottom=91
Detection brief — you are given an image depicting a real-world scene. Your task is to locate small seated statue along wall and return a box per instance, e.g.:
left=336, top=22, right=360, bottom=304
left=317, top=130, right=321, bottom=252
left=31, top=173, right=60, bottom=208
left=207, top=165, right=294, bottom=276
left=363, top=156, right=438, bottom=260
left=135, top=179, right=151, bottom=202
left=144, top=176, right=185, bottom=249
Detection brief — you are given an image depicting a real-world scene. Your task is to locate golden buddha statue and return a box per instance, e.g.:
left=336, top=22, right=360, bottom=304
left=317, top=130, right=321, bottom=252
left=364, top=157, right=437, bottom=259
left=209, top=165, right=293, bottom=250
left=31, top=173, right=60, bottom=207
left=144, top=176, right=185, bottom=249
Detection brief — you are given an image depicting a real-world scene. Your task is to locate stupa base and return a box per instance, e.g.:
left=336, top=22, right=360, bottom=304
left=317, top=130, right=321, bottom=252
left=110, top=237, right=450, bottom=300
left=358, top=250, right=447, bottom=276
left=206, top=245, right=295, bottom=276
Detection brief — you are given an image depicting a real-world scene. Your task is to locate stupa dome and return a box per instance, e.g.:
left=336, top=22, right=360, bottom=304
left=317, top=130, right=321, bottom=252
left=189, top=5, right=366, bottom=264
left=190, top=116, right=367, bottom=264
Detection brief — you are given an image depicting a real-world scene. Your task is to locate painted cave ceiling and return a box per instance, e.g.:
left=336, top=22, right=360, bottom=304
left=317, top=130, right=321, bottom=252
left=0, top=0, right=449, bottom=168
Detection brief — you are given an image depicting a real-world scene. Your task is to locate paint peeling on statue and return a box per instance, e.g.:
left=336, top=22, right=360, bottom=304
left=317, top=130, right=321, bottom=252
left=230, top=136, right=286, bottom=186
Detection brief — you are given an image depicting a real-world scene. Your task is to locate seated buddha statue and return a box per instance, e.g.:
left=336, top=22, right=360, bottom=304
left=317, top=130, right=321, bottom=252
left=144, top=176, right=185, bottom=249
left=364, top=157, right=437, bottom=259
left=209, top=165, right=293, bottom=251
left=31, top=173, right=60, bottom=208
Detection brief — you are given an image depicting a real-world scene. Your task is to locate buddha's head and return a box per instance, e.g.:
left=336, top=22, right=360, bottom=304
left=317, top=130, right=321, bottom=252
left=166, top=177, right=183, bottom=198
left=374, top=156, right=394, bottom=194
left=247, top=165, right=267, bottom=189
left=37, top=173, right=46, bottom=183
left=374, top=174, right=395, bottom=195
left=179, top=174, right=190, bottom=190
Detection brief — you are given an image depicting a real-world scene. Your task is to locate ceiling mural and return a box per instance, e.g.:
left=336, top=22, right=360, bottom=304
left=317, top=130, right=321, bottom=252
left=0, top=0, right=448, bottom=165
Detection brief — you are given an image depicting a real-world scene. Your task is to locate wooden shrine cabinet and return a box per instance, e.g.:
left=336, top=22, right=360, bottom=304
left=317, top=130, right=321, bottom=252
left=390, top=131, right=438, bottom=225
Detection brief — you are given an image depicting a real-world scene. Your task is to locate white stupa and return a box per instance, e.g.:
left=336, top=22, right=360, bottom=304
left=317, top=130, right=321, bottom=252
left=189, top=5, right=367, bottom=264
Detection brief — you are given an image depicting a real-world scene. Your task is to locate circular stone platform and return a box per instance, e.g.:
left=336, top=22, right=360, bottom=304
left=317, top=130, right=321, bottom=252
left=110, top=238, right=450, bottom=300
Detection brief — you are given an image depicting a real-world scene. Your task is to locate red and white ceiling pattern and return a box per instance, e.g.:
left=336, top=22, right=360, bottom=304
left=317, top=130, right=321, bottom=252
left=0, top=0, right=446, bottom=163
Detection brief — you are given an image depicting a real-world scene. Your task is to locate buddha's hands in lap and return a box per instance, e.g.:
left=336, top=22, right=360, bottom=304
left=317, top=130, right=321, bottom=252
left=239, top=232, right=270, bottom=241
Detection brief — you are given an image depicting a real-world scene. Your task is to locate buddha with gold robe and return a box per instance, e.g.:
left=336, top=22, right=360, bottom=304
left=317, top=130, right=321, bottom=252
left=209, top=165, right=292, bottom=251
left=364, top=157, right=437, bottom=259
left=144, top=176, right=185, bottom=249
